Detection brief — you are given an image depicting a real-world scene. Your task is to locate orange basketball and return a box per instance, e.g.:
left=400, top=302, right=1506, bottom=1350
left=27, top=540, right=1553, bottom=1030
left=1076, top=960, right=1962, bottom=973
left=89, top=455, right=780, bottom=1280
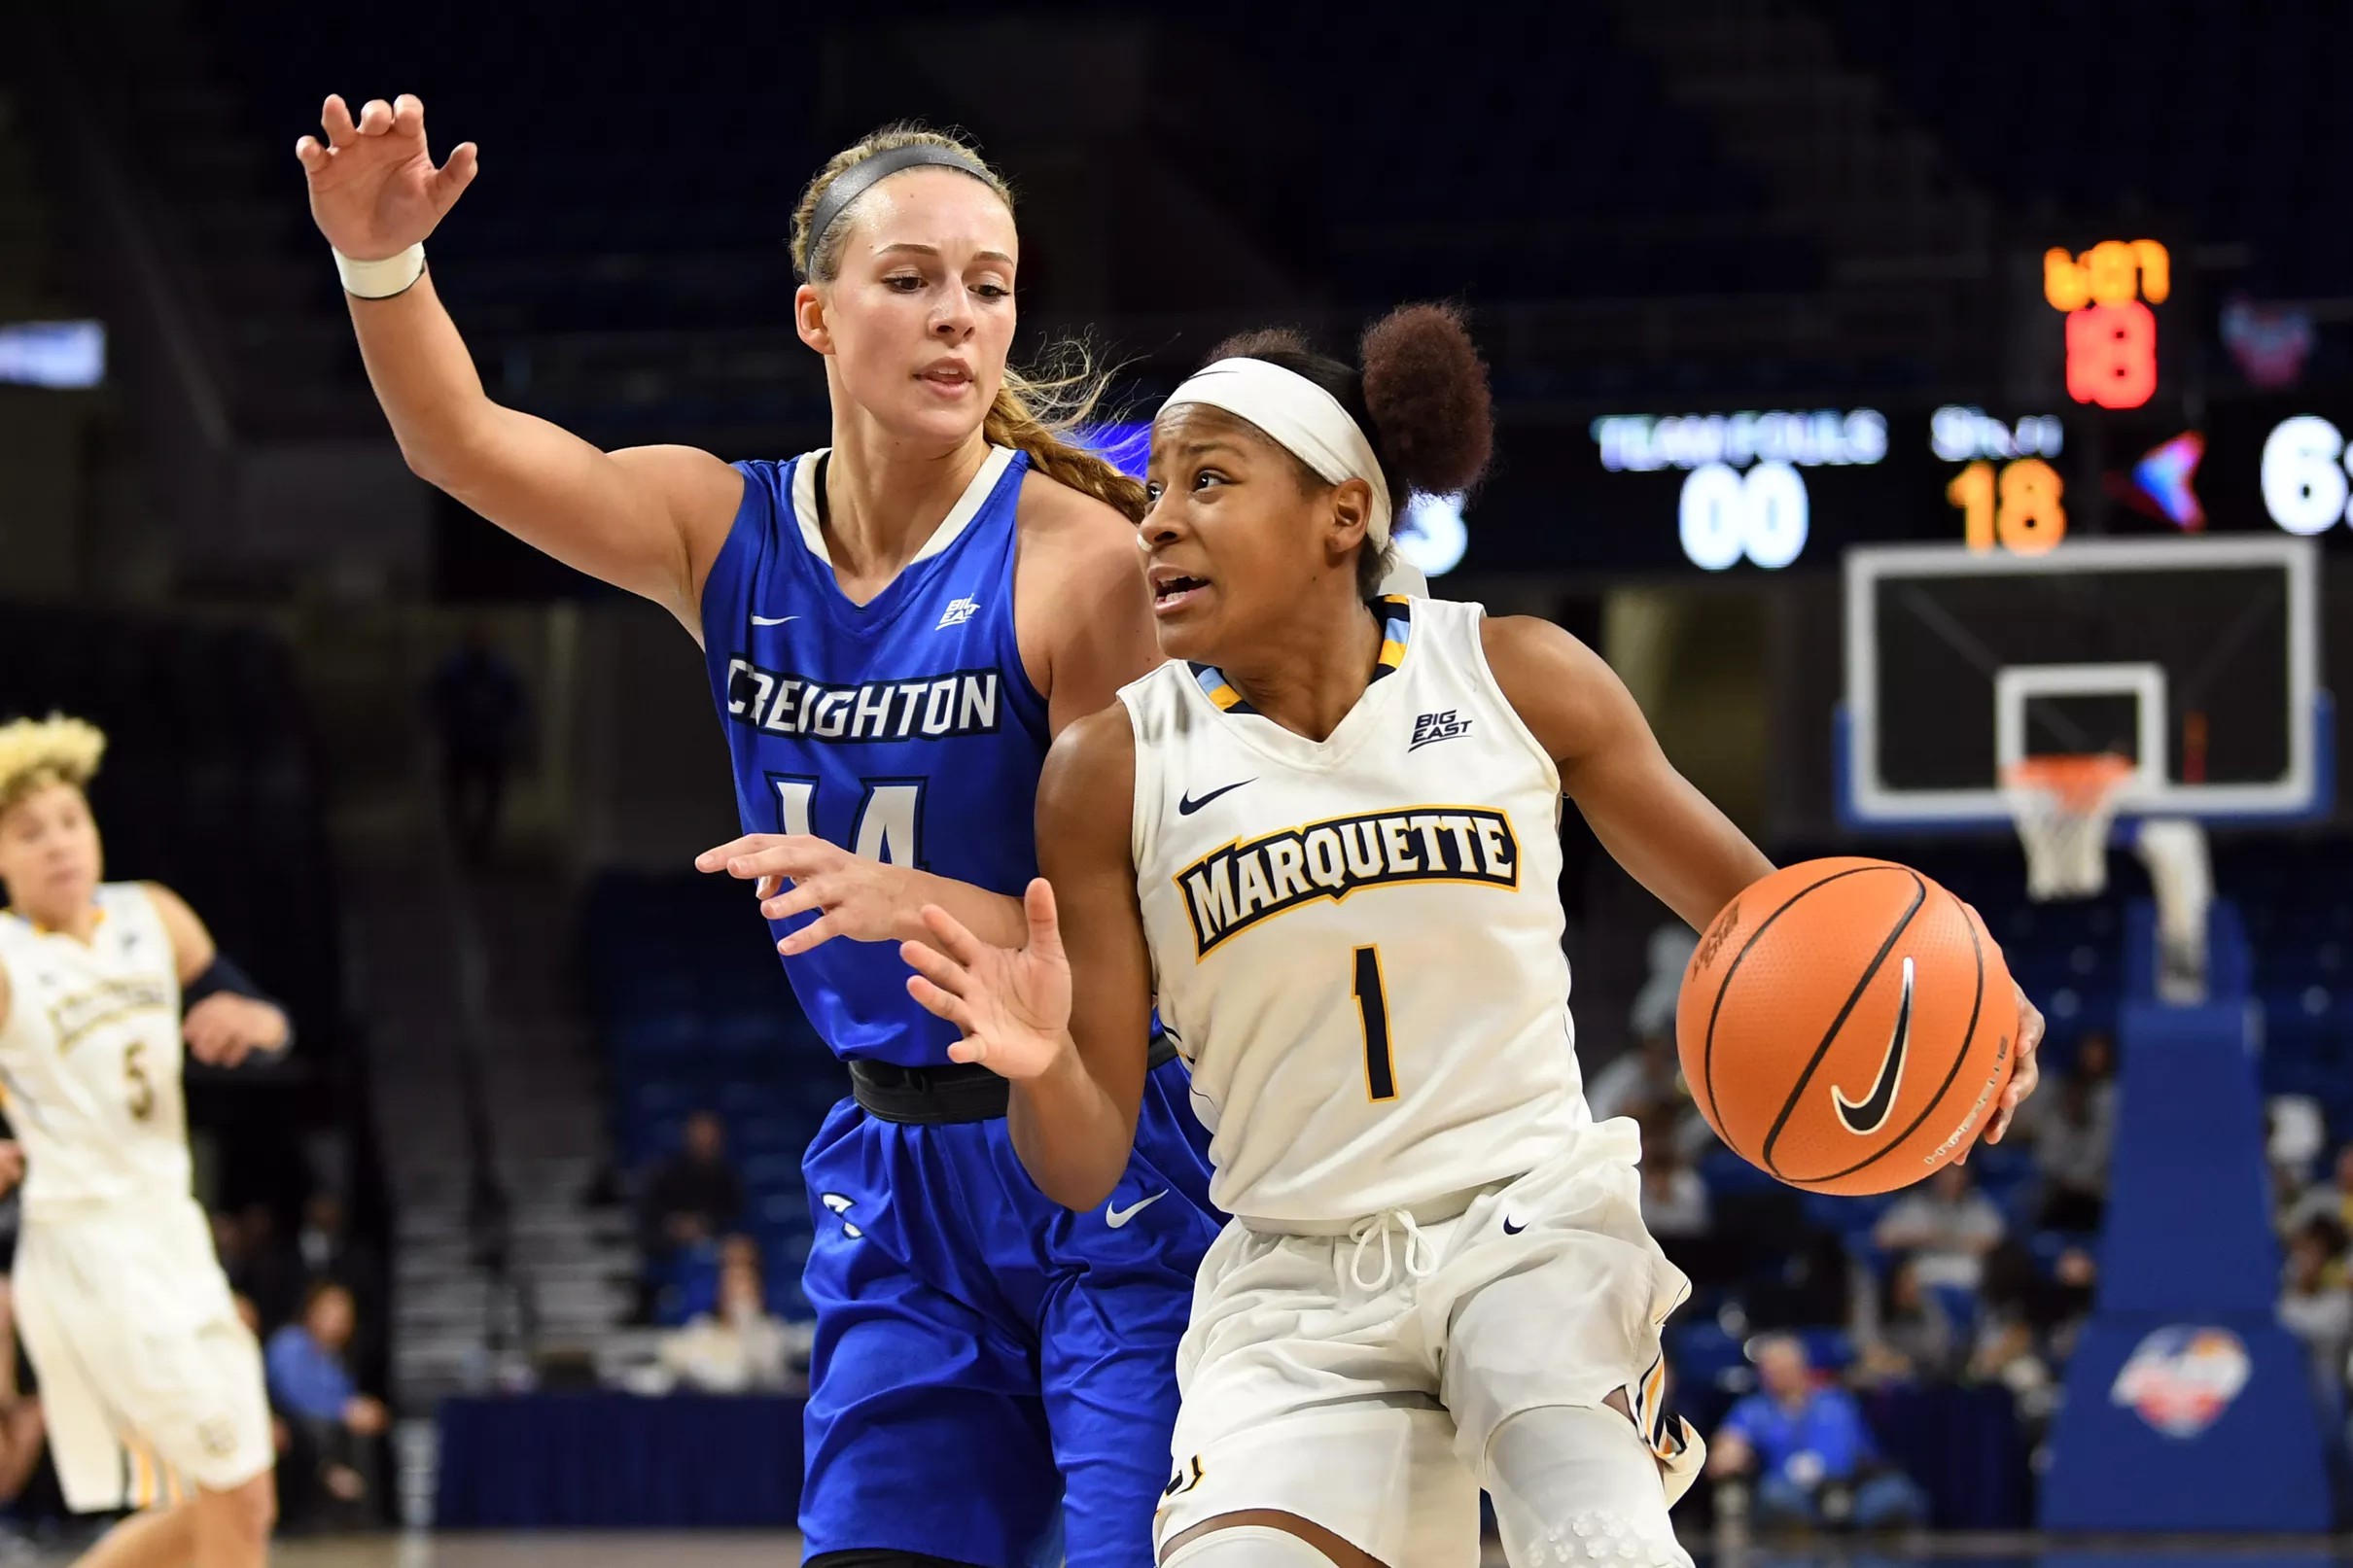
left=1676, top=857, right=2017, bottom=1197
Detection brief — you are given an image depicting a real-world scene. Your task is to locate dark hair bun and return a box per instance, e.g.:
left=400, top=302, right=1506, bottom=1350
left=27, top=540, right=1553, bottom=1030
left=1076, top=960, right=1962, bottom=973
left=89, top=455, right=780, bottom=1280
left=1358, top=303, right=1493, bottom=497
left=1204, top=326, right=1314, bottom=364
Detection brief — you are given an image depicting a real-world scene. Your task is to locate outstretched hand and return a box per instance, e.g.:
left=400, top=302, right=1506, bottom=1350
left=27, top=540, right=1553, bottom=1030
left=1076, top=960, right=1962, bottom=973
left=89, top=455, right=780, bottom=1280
left=899, top=879, right=1073, bottom=1081
left=294, top=93, right=477, bottom=260
left=696, top=833, right=916, bottom=957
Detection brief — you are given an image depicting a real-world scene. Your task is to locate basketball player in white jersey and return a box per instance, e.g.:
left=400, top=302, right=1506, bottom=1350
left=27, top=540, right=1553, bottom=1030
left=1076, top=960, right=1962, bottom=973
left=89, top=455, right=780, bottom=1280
left=899, top=307, right=2046, bottom=1568
left=0, top=715, right=287, bottom=1568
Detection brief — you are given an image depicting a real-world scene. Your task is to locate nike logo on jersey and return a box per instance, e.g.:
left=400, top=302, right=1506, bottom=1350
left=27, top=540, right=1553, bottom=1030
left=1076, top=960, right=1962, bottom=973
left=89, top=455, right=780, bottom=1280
left=724, top=657, right=1002, bottom=744
left=1501, top=1216, right=1528, bottom=1235
left=750, top=614, right=799, bottom=626
left=1409, top=709, right=1473, bottom=750
left=1177, top=805, right=1521, bottom=957
left=1105, top=1191, right=1167, bottom=1228
left=935, top=596, right=981, bottom=630
left=1176, top=779, right=1254, bottom=816
left=1833, top=956, right=1914, bottom=1135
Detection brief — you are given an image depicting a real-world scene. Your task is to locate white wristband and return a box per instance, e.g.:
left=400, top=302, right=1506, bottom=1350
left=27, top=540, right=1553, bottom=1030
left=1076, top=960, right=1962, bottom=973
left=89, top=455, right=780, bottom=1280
left=334, top=243, right=426, bottom=299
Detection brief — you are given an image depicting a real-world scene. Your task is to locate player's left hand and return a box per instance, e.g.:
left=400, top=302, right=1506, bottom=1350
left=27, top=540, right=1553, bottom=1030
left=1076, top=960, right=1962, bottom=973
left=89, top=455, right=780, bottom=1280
left=1981, top=980, right=2045, bottom=1147
left=185, top=993, right=288, bottom=1067
left=0, top=1142, right=22, bottom=1199
left=695, top=833, right=911, bottom=956
left=900, top=881, right=1074, bottom=1081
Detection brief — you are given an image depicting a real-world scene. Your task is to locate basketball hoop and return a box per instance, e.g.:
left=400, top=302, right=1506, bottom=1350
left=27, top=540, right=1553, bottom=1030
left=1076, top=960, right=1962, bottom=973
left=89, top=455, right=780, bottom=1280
left=2003, top=753, right=2135, bottom=901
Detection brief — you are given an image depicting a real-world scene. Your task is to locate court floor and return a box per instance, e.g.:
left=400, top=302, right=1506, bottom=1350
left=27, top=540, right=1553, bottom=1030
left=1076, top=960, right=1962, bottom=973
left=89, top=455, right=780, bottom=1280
left=34, top=1534, right=2334, bottom=1568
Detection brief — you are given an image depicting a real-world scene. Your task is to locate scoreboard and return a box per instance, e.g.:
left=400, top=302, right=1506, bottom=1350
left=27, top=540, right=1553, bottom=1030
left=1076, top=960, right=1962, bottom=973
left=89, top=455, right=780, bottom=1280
left=1451, top=396, right=2353, bottom=576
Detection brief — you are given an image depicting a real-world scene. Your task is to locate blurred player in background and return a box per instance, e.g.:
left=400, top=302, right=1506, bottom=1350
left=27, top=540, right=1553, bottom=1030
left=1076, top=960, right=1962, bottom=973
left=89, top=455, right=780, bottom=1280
left=0, top=716, right=291, bottom=1568
left=299, top=97, right=1222, bottom=1566
left=902, top=307, right=2045, bottom=1567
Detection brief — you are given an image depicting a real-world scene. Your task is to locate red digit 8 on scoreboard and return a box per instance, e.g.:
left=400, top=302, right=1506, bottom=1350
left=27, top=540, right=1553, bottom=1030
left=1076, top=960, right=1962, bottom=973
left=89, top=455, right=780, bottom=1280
left=2066, top=301, right=2159, bottom=410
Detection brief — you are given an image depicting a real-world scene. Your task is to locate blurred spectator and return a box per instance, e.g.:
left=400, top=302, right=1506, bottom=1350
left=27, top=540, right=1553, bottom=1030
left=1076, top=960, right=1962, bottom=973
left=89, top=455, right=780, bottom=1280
left=265, top=1281, right=387, bottom=1527
left=657, top=1247, right=795, bottom=1394
left=2268, top=1098, right=2331, bottom=1210
left=2285, top=1145, right=2353, bottom=1236
left=1874, top=1166, right=2005, bottom=1291
left=2280, top=1216, right=2353, bottom=1402
left=2034, top=1072, right=2115, bottom=1231
left=1851, top=1255, right=1958, bottom=1387
left=2044, top=1245, right=2099, bottom=1363
left=426, top=623, right=528, bottom=868
left=1591, top=925, right=1699, bottom=1130
left=297, top=1192, right=384, bottom=1361
left=2072, top=1030, right=2118, bottom=1095
left=1638, top=1115, right=1710, bottom=1240
left=644, top=1111, right=744, bottom=1261
left=1970, top=1243, right=2059, bottom=1429
left=1709, top=1334, right=1927, bottom=1532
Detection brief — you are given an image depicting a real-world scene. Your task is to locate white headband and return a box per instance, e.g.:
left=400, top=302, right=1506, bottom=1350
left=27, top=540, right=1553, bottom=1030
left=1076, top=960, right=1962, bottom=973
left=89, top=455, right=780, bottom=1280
left=1160, top=358, right=1394, bottom=546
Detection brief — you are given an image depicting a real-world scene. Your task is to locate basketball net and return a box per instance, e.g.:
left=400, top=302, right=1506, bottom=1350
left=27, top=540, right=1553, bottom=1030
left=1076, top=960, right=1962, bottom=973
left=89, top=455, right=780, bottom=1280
left=2002, top=754, right=2134, bottom=902
left=2004, top=754, right=2213, bottom=1002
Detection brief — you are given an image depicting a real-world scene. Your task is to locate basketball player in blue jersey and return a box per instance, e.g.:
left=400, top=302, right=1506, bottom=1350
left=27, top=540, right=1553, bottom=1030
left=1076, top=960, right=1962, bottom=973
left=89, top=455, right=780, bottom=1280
left=299, top=100, right=1219, bottom=1567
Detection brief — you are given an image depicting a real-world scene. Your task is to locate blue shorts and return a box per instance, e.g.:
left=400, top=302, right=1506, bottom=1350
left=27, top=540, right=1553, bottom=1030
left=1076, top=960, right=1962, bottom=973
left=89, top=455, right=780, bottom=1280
left=799, top=1055, right=1220, bottom=1567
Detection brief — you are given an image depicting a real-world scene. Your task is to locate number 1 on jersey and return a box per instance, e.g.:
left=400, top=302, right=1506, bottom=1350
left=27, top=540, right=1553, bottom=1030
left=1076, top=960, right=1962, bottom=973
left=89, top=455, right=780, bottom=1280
left=1352, top=946, right=1396, bottom=1101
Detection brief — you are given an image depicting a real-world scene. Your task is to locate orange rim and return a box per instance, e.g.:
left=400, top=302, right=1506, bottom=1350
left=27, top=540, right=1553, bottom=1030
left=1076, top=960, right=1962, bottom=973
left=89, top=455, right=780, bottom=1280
left=2002, top=752, right=2136, bottom=811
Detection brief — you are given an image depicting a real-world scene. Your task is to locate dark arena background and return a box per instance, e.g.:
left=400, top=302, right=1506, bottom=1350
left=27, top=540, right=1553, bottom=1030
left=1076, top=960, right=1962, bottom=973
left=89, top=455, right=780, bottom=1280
left=2, top=1, right=2351, bottom=1564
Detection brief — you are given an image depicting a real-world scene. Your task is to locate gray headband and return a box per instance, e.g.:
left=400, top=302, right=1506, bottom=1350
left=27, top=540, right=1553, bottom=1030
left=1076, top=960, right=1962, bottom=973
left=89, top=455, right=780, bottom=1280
left=800, top=144, right=996, bottom=279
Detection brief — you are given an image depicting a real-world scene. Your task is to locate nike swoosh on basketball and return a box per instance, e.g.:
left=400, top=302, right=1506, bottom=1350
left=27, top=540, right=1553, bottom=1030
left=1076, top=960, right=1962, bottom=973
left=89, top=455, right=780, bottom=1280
left=1833, top=955, right=1914, bottom=1135
left=751, top=613, right=799, bottom=626
left=1106, top=1191, right=1167, bottom=1228
left=1177, top=779, right=1253, bottom=816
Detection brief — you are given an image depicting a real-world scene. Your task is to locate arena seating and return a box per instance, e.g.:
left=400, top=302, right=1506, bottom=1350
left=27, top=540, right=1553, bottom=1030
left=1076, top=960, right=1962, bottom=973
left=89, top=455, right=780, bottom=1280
left=582, top=871, right=831, bottom=1323
left=0, top=604, right=343, bottom=1047
left=190, top=0, right=1824, bottom=436
left=1828, top=0, right=2353, bottom=297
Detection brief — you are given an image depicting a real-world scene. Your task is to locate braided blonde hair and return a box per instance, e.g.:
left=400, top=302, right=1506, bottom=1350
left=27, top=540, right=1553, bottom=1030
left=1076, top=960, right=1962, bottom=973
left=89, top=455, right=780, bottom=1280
left=0, top=714, right=105, bottom=817
left=790, top=123, right=1147, bottom=523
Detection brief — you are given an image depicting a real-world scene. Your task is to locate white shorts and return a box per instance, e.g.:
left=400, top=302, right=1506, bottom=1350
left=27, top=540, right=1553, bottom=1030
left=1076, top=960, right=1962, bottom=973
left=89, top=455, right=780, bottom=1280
left=1155, top=1122, right=1701, bottom=1564
left=14, top=1198, right=273, bottom=1511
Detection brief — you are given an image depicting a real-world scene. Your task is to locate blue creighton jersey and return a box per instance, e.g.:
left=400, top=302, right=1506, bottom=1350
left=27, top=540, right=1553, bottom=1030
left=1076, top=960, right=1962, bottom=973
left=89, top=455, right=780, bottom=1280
left=700, top=445, right=1049, bottom=1067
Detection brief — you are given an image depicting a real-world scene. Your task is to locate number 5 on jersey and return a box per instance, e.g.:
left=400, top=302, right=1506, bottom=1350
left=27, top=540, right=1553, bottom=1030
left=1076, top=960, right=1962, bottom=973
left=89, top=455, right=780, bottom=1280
left=770, top=775, right=925, bottom=867
left=1352, top=946, right=1397, bottom=1101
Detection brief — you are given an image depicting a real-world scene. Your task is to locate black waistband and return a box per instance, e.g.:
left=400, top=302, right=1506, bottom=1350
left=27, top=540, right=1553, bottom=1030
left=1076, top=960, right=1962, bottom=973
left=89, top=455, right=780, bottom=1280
left=849, top=1032, right=1179, bottom=1125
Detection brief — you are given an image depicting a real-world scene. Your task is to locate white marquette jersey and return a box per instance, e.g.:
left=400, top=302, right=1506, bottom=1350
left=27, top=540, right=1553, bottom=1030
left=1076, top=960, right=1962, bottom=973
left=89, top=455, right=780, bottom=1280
left=0, top=884, right=193, bottom=1213
left=1123, top=596, right=1591, bottom=1227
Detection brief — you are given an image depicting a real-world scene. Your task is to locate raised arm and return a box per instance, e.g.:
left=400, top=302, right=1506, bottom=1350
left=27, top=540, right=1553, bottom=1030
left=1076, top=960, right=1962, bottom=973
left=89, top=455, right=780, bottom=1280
left=298, top=94, right=741, bottom=635
left=899, top=707, right=1151, bottom=1208
left=1480, top=614, right=1773, bottom=931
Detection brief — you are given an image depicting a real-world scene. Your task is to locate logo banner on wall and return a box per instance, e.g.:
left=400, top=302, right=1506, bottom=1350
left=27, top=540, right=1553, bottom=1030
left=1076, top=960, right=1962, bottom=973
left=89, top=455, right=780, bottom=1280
left=2110, top=1327, right=2251, bottom=1439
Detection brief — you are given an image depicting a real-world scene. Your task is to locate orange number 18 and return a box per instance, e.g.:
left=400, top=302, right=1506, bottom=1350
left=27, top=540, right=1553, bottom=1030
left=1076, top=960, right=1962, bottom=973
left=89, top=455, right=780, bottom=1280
left=1949, top=458, right=2066, bottom=555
